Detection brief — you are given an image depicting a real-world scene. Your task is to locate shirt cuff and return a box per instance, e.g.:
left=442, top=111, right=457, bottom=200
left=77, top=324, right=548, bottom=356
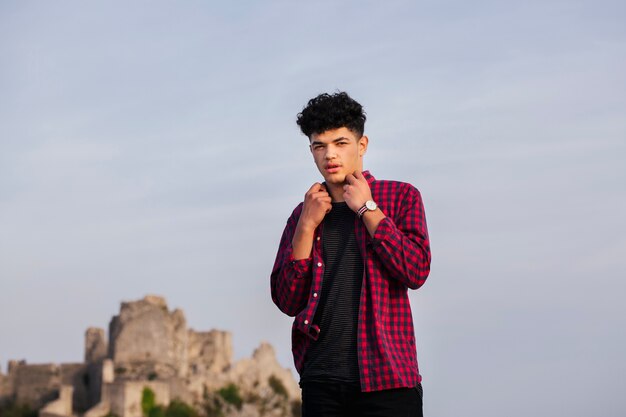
left=288, top=251, right=312, bottom=278
left=370, top=216, right=396, bottom=248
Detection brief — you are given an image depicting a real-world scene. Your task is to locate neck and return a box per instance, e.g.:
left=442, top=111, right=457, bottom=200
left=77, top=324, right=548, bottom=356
left=326, top=181, right=345, bottom=202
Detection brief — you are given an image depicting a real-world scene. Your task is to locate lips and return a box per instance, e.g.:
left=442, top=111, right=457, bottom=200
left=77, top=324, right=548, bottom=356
left=325, top=163, right=341, bottom=173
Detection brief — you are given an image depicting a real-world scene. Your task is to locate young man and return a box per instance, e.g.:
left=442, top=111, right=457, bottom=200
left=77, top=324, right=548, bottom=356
left=271, top=92, right=431, bottom=416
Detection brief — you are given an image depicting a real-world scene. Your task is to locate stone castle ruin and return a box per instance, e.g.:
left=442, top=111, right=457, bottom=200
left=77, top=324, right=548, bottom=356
left=0, top=296, right=299, bottom=417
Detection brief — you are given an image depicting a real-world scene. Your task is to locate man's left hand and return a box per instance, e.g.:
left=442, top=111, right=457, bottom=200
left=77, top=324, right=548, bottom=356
left=343, top=170, right=373, bottom=213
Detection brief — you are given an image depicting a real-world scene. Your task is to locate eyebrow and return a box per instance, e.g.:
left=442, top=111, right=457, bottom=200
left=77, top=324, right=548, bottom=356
left=311, top=136, right=351, bottom=146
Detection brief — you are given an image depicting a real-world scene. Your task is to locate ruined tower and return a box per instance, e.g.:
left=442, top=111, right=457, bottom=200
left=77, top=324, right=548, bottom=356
left=108, top=295, right=188, bottom=380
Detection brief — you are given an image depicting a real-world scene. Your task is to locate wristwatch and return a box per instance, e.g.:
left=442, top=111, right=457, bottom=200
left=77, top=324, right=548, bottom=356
left=357, top=200, right=378, bottom=218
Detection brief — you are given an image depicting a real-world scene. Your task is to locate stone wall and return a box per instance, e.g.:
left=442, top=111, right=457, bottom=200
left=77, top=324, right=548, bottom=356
left=85, top=328, right=107, bottom=363
left=82, top=360, right=114, bottom=417
left=188, top=330, right=233, bottom=375
left=108, top=295, right=188, bottom=380
left=39, top=385, right=73, bottom=417
left=228, top=343, right=300, bottom=400
left=8, top=362, right=90, bottom=411
left=84, top=362, right=102, bottom=407
left=59, top=364, right=90, bottom=412
left=83, top=400, right=110, bottom=417
left=12, top=363, right=61, bottom=409
left=104, top=381, right=169, bottom=417
left=4, top=295, right=301, bottom=417
left=0, top=367, right=11, bottom=406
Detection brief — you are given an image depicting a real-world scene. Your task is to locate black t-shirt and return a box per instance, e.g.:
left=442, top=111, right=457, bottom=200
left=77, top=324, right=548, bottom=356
left=299, top=202, right=363, bottom=386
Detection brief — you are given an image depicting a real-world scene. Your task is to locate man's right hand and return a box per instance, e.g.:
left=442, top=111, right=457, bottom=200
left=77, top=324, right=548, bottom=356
left=298, top=183, right=332, bottom=232
left=292, top=183, right=331, bottom=260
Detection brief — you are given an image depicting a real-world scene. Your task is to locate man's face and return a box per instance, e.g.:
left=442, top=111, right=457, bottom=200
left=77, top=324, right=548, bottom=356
left=309, top=127, right=368, bottom=185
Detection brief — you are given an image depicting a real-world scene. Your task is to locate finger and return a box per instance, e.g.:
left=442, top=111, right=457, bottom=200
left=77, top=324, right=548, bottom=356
left=343, top=184, right=350, bottom=191
left=311, top=191, right=330, bottom=199
left=307, top=182, right=323, bottom=194
left=353, top=170, right=364, bottom=180
left=345, top=174, right=356, bottom=184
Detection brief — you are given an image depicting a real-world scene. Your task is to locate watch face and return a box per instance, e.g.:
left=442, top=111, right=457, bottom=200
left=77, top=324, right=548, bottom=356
left=366, top=200, right=377, bottom=210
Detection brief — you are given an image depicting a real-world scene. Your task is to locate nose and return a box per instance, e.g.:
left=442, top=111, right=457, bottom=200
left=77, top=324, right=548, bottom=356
left=325, top=147, right=337, bottom=160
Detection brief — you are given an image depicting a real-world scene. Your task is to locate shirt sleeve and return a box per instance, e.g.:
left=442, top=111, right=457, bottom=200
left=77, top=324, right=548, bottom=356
left=370, top=184, right=431, bottom=289
left=270, top=204, right=314, bottom=316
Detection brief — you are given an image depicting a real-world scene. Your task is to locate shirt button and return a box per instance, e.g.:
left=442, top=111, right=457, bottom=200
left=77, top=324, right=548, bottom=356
left=313, top=293, right=318, bottom=298
left=317, top=262, right=322, bottom=267
left=316, top=237, right=320, bottom=241
left=304, top=320, right=309, bottom=325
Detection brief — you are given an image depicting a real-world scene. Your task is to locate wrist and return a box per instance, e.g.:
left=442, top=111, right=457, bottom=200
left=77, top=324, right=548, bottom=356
left=361, top=207, right=379, bottom=217
left=357, top=199, right=378, bottom=218
left=361, top=208, right=386, bottom=237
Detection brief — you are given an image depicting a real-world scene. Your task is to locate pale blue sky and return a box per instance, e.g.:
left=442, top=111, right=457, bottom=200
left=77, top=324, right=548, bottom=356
left=1, top=1, right=625, bottom=416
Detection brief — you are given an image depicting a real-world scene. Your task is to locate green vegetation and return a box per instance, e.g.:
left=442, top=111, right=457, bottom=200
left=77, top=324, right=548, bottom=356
left=201, top=387, right=223, bottom=417
left=0, top=401, right=38, bottom=417
left=201, top=396, right=223, bottom=417
left=136, top=381, right=299, bottom=417
left=141, top=387, right=156, bottom=417
left=216, top=384, right=243, bottom=410
left=268, top=375, right=288, bottom=398
left=141, top=388, right=199, bottom=417
left=148, top=406, right=165, bottom=417
left=165, top=400, right=197, bottom=417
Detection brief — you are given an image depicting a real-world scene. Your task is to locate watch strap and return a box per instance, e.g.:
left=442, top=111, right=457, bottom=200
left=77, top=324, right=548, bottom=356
left=357, top=205, right=369, bottom=218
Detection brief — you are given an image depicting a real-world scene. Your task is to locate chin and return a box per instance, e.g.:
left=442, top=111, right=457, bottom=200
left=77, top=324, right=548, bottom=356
left=323, top=172, right=346, bottom=184
left=325, top=175, right=346, bottom=184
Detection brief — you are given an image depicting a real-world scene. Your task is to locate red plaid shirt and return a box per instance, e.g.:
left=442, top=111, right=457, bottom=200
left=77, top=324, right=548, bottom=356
left=270, top=171, right=431, bottom=392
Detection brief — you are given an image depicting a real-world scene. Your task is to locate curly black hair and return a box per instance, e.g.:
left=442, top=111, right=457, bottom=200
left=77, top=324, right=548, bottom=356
left=296, top=91, right=366, bottom=138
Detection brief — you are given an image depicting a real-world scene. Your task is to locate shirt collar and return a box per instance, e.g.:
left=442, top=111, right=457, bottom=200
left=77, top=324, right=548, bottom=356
left=362, top=170, right=376, bottom=186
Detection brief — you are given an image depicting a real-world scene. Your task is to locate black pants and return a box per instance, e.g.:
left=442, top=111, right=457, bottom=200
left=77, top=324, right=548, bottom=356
left=301, top=381, right=423, bottom=417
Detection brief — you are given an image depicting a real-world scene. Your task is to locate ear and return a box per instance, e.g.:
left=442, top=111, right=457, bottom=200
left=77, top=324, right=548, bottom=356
left=358, top=135, right=369, bottom=157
